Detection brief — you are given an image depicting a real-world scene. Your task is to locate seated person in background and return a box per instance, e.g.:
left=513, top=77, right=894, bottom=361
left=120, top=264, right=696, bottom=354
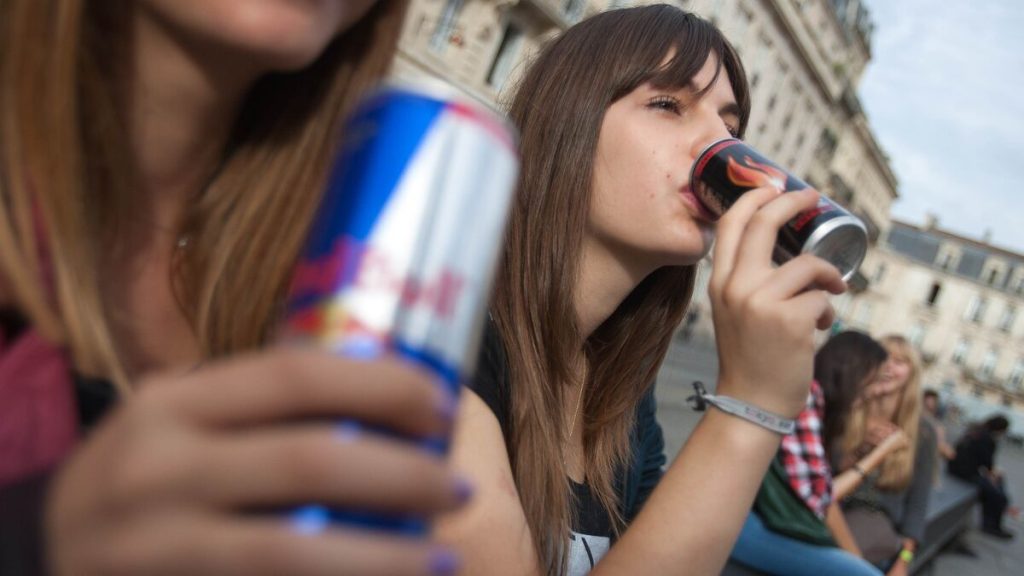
left=837, top=335, right=937, bottom=576
left=949, top=415, right=1016, bottom=540
left=922, top=390, right=956, bottom=461
left=730, top=331, right=906, bottom=576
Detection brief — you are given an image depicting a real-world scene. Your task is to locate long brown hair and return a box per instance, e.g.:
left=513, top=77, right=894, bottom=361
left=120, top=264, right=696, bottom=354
left=0, top=0, right=408, bottom=388
left=493, top=5, right=750, bottom=573
left=814, top=330, right=889, bottom=460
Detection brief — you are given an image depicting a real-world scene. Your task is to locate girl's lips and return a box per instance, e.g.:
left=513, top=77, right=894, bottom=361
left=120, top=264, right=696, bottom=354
left=680, top=186, right=719, bottom=222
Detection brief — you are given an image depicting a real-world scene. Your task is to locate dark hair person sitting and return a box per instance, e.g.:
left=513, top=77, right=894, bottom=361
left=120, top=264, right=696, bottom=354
left=948, top=415, right=1016, bottom=539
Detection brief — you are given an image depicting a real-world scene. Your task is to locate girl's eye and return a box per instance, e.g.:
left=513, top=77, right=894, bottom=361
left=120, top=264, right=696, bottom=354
left=647, top=96, right=681, bottom=114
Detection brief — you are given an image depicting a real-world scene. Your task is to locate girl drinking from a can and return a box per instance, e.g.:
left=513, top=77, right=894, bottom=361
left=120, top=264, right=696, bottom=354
left=436, top=5, right=847, bottom=575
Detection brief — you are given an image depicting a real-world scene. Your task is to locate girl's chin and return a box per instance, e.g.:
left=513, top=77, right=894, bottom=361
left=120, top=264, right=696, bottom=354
left=660, top=244, right=712, bottom=267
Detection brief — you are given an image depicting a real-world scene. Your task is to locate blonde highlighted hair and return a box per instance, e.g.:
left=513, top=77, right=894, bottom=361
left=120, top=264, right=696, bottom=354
left=0, top=0, right=408, bottom=389
left=843, top=334, right=923, bottom=491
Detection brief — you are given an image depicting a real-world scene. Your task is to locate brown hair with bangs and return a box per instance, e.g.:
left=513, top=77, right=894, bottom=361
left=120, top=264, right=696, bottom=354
left=492, top=5, right=749, bottom=573
left=0, top=0, right=408, bottom=387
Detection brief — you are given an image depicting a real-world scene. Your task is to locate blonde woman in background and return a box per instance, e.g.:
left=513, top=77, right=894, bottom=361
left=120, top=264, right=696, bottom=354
left=0, top=1, right=469, bottom=574
left=837, top=335, right=936, bottom=576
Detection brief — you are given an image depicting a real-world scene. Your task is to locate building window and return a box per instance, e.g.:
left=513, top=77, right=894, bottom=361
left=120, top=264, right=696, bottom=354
left=952, top=338, right=970, bottom=365
left=751, top=72, right=761, bottom=89
left=936, top=246, right=960, bottom=272
left=1012, top=270, right=1024, bottom=294
left=737, top=2, right=754, bottom=21
left=767, top=95, right=777, bottom=112
left=982, top=259, right=1005, bottom=287
left=430, top=0, right=464, bottom=53
left=979, top=349, right=999, bottom=380
left=486, top=21, right=524, bottom=91
left=1009, top=360, right=1024, bottom=390
left=817, top=127, right=838, bottom=160
left=999, top=304, right=1017, bottom=332
left=563, top=0, right=586, bottom=24
left=964, top=295, right=987, bottom=324
left=908, top=324, right=926, bottom=348
left=925, top=281, right=941, bottom=306
left=854, top=302, right=872, bottom=326
left=873, top=263, right=886, bottom=283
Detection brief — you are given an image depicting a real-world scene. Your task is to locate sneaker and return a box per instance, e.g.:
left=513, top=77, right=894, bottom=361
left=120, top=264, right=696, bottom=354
left=980, top=526, right=1015, bottom=540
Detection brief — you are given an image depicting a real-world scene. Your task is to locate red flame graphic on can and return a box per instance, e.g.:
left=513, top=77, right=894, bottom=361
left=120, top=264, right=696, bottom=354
left=726, top=156, right=790, bottom=191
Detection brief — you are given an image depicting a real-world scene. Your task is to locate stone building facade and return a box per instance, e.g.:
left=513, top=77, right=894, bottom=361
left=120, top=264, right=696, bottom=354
left=390, top=0, right=900, bottom=346
left=843, top=219, right=1024, bottom=418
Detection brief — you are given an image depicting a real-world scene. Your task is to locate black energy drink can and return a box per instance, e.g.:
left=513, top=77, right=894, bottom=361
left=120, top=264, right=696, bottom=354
left=690, top=138, right=867, bottom=281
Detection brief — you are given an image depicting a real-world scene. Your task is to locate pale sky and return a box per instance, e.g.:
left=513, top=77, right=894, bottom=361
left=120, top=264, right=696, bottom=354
left=858, top=0, right=1024, bottom=253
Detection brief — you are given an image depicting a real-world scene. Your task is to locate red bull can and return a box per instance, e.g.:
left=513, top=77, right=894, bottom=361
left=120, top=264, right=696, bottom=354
left=281, top=79, right=519, bottom=534
left=691, top=138, right=867, bottom=281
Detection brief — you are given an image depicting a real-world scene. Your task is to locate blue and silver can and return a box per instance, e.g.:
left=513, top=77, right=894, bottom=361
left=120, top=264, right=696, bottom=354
left=280, top=79, right=519, bottom=533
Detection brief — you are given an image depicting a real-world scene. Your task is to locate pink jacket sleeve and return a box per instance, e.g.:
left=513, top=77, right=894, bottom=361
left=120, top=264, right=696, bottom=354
left=0, top=321, right=78, bottom=485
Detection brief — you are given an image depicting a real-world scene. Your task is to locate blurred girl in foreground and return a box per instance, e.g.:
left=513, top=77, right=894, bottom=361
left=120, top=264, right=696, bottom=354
left=1, top=1, right=468, bottom=574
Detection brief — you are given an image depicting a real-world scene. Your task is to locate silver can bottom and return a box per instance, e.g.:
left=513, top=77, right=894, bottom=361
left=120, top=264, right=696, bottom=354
left=802, top=215, right=868, bottom=282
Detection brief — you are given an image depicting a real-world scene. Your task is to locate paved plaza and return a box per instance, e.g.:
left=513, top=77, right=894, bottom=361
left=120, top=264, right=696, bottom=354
left=655, top=334, right=1024, bottom=576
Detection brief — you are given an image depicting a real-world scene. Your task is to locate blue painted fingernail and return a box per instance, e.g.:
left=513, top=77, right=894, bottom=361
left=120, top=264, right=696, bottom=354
left=337, top=337, right=384, bottom=360
left=453, top=475, right=474, bottom=504
left=335, top=420, right=362, bottom=443
left=429, top=549, right=461, bottom=576
left=290, top=505, right=330, bottom=535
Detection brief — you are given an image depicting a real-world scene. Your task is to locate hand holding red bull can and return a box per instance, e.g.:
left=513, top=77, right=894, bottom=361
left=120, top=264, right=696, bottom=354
left=691, top=138, right=867, bottom=281
left=280, top=80, right=519, bottom=534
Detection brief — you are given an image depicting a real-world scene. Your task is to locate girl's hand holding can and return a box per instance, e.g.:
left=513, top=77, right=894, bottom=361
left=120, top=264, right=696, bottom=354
left=46, top=349, right=468, bottom=576
left=708, top=186, right=847, bottom=420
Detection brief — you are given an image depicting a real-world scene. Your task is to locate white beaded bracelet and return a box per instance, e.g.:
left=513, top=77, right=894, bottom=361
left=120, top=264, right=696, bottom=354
left=687, top=381, right=796, bottom=436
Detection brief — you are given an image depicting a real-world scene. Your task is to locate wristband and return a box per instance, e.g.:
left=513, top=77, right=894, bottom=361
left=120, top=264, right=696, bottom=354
left=899, top=548, right=914, bottom=563
left=687, top=381, right=796, bottom=435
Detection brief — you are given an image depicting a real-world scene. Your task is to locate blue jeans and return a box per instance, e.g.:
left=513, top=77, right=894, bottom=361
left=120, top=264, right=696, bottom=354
left=730, top=512, right=883, bottom=576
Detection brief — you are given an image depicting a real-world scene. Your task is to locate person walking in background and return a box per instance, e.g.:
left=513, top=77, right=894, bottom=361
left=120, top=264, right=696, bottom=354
left=836, top=335, right=936, bottom=575
left=949, top=415, right=1016, bottom=539
left=730, top=331, right=907, bottom=576
left=677, top=305, right=701, bottom=342
left=432, top=5, right=848, bottom=576
left=922, top=390, right=956, bottom=461
left=0, top=1, right=471, bottom=575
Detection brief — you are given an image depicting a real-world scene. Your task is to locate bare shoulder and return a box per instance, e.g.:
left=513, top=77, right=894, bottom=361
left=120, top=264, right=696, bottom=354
left=433, top=389, right=539, bottom=575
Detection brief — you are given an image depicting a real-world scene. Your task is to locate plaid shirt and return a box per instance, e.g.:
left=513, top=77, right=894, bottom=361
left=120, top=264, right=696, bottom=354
left=779, top=380, right=833, bottom=519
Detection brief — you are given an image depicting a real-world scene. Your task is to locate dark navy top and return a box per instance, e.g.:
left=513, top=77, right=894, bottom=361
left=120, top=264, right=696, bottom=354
left=468, top=320, right=666, bottom=573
